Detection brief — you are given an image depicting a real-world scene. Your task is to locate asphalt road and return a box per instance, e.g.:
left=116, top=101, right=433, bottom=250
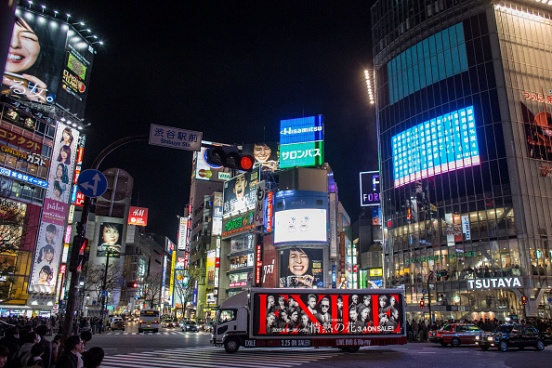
left=78, top=325, right=552, bottom=368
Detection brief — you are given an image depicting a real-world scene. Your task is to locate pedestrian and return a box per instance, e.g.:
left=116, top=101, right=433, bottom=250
left=14, top=331, right=39, bottom=368
left=34, top=326, right=51, bottom=368
left=0, top=345, right=10, bottom=368
left=24, top=344, right=44, bottom=367
left=49, top=336, right=61, bottom=368
left=0, top=327, right=20, bottom=367
left=79, top=332, right=92, bottom=351
left=81, top=347, right=104, bottom=368
left=55, top=336, right=83, bottom=368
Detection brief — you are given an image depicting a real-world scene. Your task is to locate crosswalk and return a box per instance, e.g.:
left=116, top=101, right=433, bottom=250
left=101, top=346, right=344, bottom=367
left=103, top=331, right=207, bottom=335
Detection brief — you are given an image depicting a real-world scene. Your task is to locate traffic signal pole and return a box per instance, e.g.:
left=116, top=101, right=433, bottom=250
left=62, top=135, right=148, bottom=344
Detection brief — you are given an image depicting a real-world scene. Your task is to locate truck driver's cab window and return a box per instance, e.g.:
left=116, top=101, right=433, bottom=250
left=219, top=309, right=236, bottom=323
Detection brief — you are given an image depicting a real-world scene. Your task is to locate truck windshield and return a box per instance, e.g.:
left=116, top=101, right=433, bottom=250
left=218, top=309, right=236, bottom=323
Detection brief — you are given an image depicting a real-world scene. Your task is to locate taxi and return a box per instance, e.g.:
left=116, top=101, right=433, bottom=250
left=429, top=323, right=483, bottom=347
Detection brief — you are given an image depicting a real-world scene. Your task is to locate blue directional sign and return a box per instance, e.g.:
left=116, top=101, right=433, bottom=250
left=77, top=169, right=108, bottom=198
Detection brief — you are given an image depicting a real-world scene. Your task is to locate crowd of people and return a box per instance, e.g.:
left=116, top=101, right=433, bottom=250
left=0, top=317, right=104, bottom=368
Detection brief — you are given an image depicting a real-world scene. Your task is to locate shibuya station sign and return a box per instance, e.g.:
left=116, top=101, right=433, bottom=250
left=467, top=277, right=522, bottom=290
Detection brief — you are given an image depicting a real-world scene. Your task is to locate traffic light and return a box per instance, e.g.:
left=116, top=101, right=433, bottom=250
left=69, top=235, right=88, bottom=273
left=127, top=282, right=138, bottom=288
left=419, top=299, right=425, bottom=309
left=521, top=296, right=528, bottom=305
left=204, top=146, right=255, bottom=172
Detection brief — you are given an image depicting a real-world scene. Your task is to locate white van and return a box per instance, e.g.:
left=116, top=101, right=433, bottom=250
left=138, top=309, right=160, bottom=333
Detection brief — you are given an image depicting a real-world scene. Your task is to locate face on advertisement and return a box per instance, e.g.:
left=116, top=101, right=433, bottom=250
left=61, top=127, right=74, bottom=145
left=45, top=224, right=57, bottom=244
left=3, top=17, right=48, bottom=102
left=233, top=175, right=247, bottom=200
left=289, top=248, right=309, bottom=276
left=57, top=145, right=71, bottom=164
left=38, top=265, right=52, bottom=284
left=102, top=224, right=120, bottom=245
left=253, top=143, right=271, bottom=162
left=6, top=17, right=40, bottom=74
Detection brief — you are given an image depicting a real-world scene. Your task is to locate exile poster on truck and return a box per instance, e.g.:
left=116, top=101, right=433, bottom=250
left=253, top=290, right=404, bottom=337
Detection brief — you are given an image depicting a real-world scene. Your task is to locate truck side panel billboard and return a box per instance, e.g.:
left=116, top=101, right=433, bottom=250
left=251, top=289, right=404, bottom=338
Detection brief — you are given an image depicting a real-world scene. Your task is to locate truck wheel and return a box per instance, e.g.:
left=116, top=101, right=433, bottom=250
left=345, top=346, right=360, bottom=353
left=498, top=341, right=508, bottom=352
left=451, top=338, right=460, bottom=347
left=224, top=337, right=240, bottom=353
left=536, top=340, right=545, bottom=351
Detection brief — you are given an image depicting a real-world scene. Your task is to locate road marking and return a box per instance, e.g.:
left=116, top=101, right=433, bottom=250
left=101, top=347, right=344, bottom=368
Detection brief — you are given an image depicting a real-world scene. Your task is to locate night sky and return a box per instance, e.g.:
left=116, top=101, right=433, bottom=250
left=47, top=0, right=378, bottom=240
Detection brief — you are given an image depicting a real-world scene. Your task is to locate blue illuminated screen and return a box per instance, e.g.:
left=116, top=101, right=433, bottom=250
left=392, top=106, right=480, bottom=187
left=387, top=23, right=468, bottom=105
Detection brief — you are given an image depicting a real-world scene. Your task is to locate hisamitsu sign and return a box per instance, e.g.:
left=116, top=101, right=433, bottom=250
left=149, top=124, right=202, bottom=151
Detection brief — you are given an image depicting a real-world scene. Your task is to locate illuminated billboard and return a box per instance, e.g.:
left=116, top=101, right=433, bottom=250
left=29, top=123, right=78, bottom=294
left=392, top=106, right=480, bottom=187
left=1, top=7, right=95, bottom=119
left=222, top=171, right=259, bottom=219
left=96, top=222, right=123, bottom=258
left=252, top=290, right=404, bottom=336
left=278, top=247, right=324, bottom=288
left=359, top=171, right=380, bottom=207
left=128, top=206, right=148, bottom=226
left=194, top=146, right=232, bottom=182
left=274, top=209, right=327, bottom=244
left=242, top=142, right=279, bottom=172
left=279, top=115, right=324, bottom=169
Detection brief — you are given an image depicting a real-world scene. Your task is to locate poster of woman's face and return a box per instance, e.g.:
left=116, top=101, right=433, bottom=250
left=97, top=222, right=123, bottom=258
left=279, top=247, right=323, bottom=288
left=2, top=9, right=68, bottom=104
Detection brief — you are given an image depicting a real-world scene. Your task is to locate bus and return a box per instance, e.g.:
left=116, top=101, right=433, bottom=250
left=138, top=309, right=160, bottom=333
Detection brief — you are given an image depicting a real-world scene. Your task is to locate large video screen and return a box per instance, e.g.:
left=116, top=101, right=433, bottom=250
left=392, top=106, right=480, bottom=187
left=274, top=208, right=327, bottom=244
left=1, top=7, right=95, bottom=119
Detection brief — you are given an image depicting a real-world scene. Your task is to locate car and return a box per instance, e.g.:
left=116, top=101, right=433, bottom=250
left=475, top=323, right=548, bottom=352
left=181, top=320, right=199, bottom=332
left=429, top=323, right=483, bottom=347
left=109, top=317, right=125, bottom=331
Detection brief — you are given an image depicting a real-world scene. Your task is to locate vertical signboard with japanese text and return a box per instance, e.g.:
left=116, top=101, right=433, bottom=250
left=29, top=123, right=78, bottom=293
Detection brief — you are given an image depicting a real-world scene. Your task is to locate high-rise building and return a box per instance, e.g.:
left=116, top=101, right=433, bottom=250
left=372, top=0, right=552, bottom=321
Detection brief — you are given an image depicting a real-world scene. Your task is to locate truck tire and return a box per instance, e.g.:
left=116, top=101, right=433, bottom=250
left=224, top=337, right=240, bottom=353
left=345, top=346, right=360, bottom=353
left=498, top=341, right=508, bottom=352
left=536, top=340, right=545, bottom=351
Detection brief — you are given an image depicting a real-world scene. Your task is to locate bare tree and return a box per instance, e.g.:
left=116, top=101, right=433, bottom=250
left=141, top=272, right=164, bottom=309
left=83, top=262, right=123, bottom=298
left=173, top=266, right=201, bottom=318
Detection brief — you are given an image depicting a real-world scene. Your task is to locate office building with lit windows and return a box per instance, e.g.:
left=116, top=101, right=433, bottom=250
left=372, top=0, right=552, bottom=321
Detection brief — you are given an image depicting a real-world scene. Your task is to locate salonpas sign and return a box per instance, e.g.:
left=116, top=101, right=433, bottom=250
left=467, top=277, right=523, bottom=290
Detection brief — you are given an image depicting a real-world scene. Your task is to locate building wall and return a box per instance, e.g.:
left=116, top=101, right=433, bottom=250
left=373, top=0, right=552, bottom=320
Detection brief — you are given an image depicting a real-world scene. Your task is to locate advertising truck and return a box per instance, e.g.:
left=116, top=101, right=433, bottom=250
left=211, top=288, right=407, bottom=353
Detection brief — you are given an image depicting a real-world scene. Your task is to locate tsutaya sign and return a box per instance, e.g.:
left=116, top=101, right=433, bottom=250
left=467, top=277, right=523, bottom=290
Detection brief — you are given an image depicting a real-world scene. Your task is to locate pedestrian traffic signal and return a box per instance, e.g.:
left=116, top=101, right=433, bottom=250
left=521, top=296, right=527, bottom=305
left=127, top=282, right=138, bottom=288
left=204, top=146, right=255, bottom=172
left=69, top=235, right=88, bottom=273
left=419, top=299, right=425, bottom=309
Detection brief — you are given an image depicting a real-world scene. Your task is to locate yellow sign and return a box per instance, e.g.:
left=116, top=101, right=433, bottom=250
left=369, top=268, right=383, bottom=277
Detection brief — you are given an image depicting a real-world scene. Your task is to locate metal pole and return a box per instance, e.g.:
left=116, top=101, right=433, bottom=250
left=427, top=271, right=434, bottom=324
left=62, top=135, right=148, bottom=343
left=99, top=250, right=111, bottom=332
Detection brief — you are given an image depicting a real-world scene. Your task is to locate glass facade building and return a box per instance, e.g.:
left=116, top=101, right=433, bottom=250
left=372, top=0, right=552, bottom=322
